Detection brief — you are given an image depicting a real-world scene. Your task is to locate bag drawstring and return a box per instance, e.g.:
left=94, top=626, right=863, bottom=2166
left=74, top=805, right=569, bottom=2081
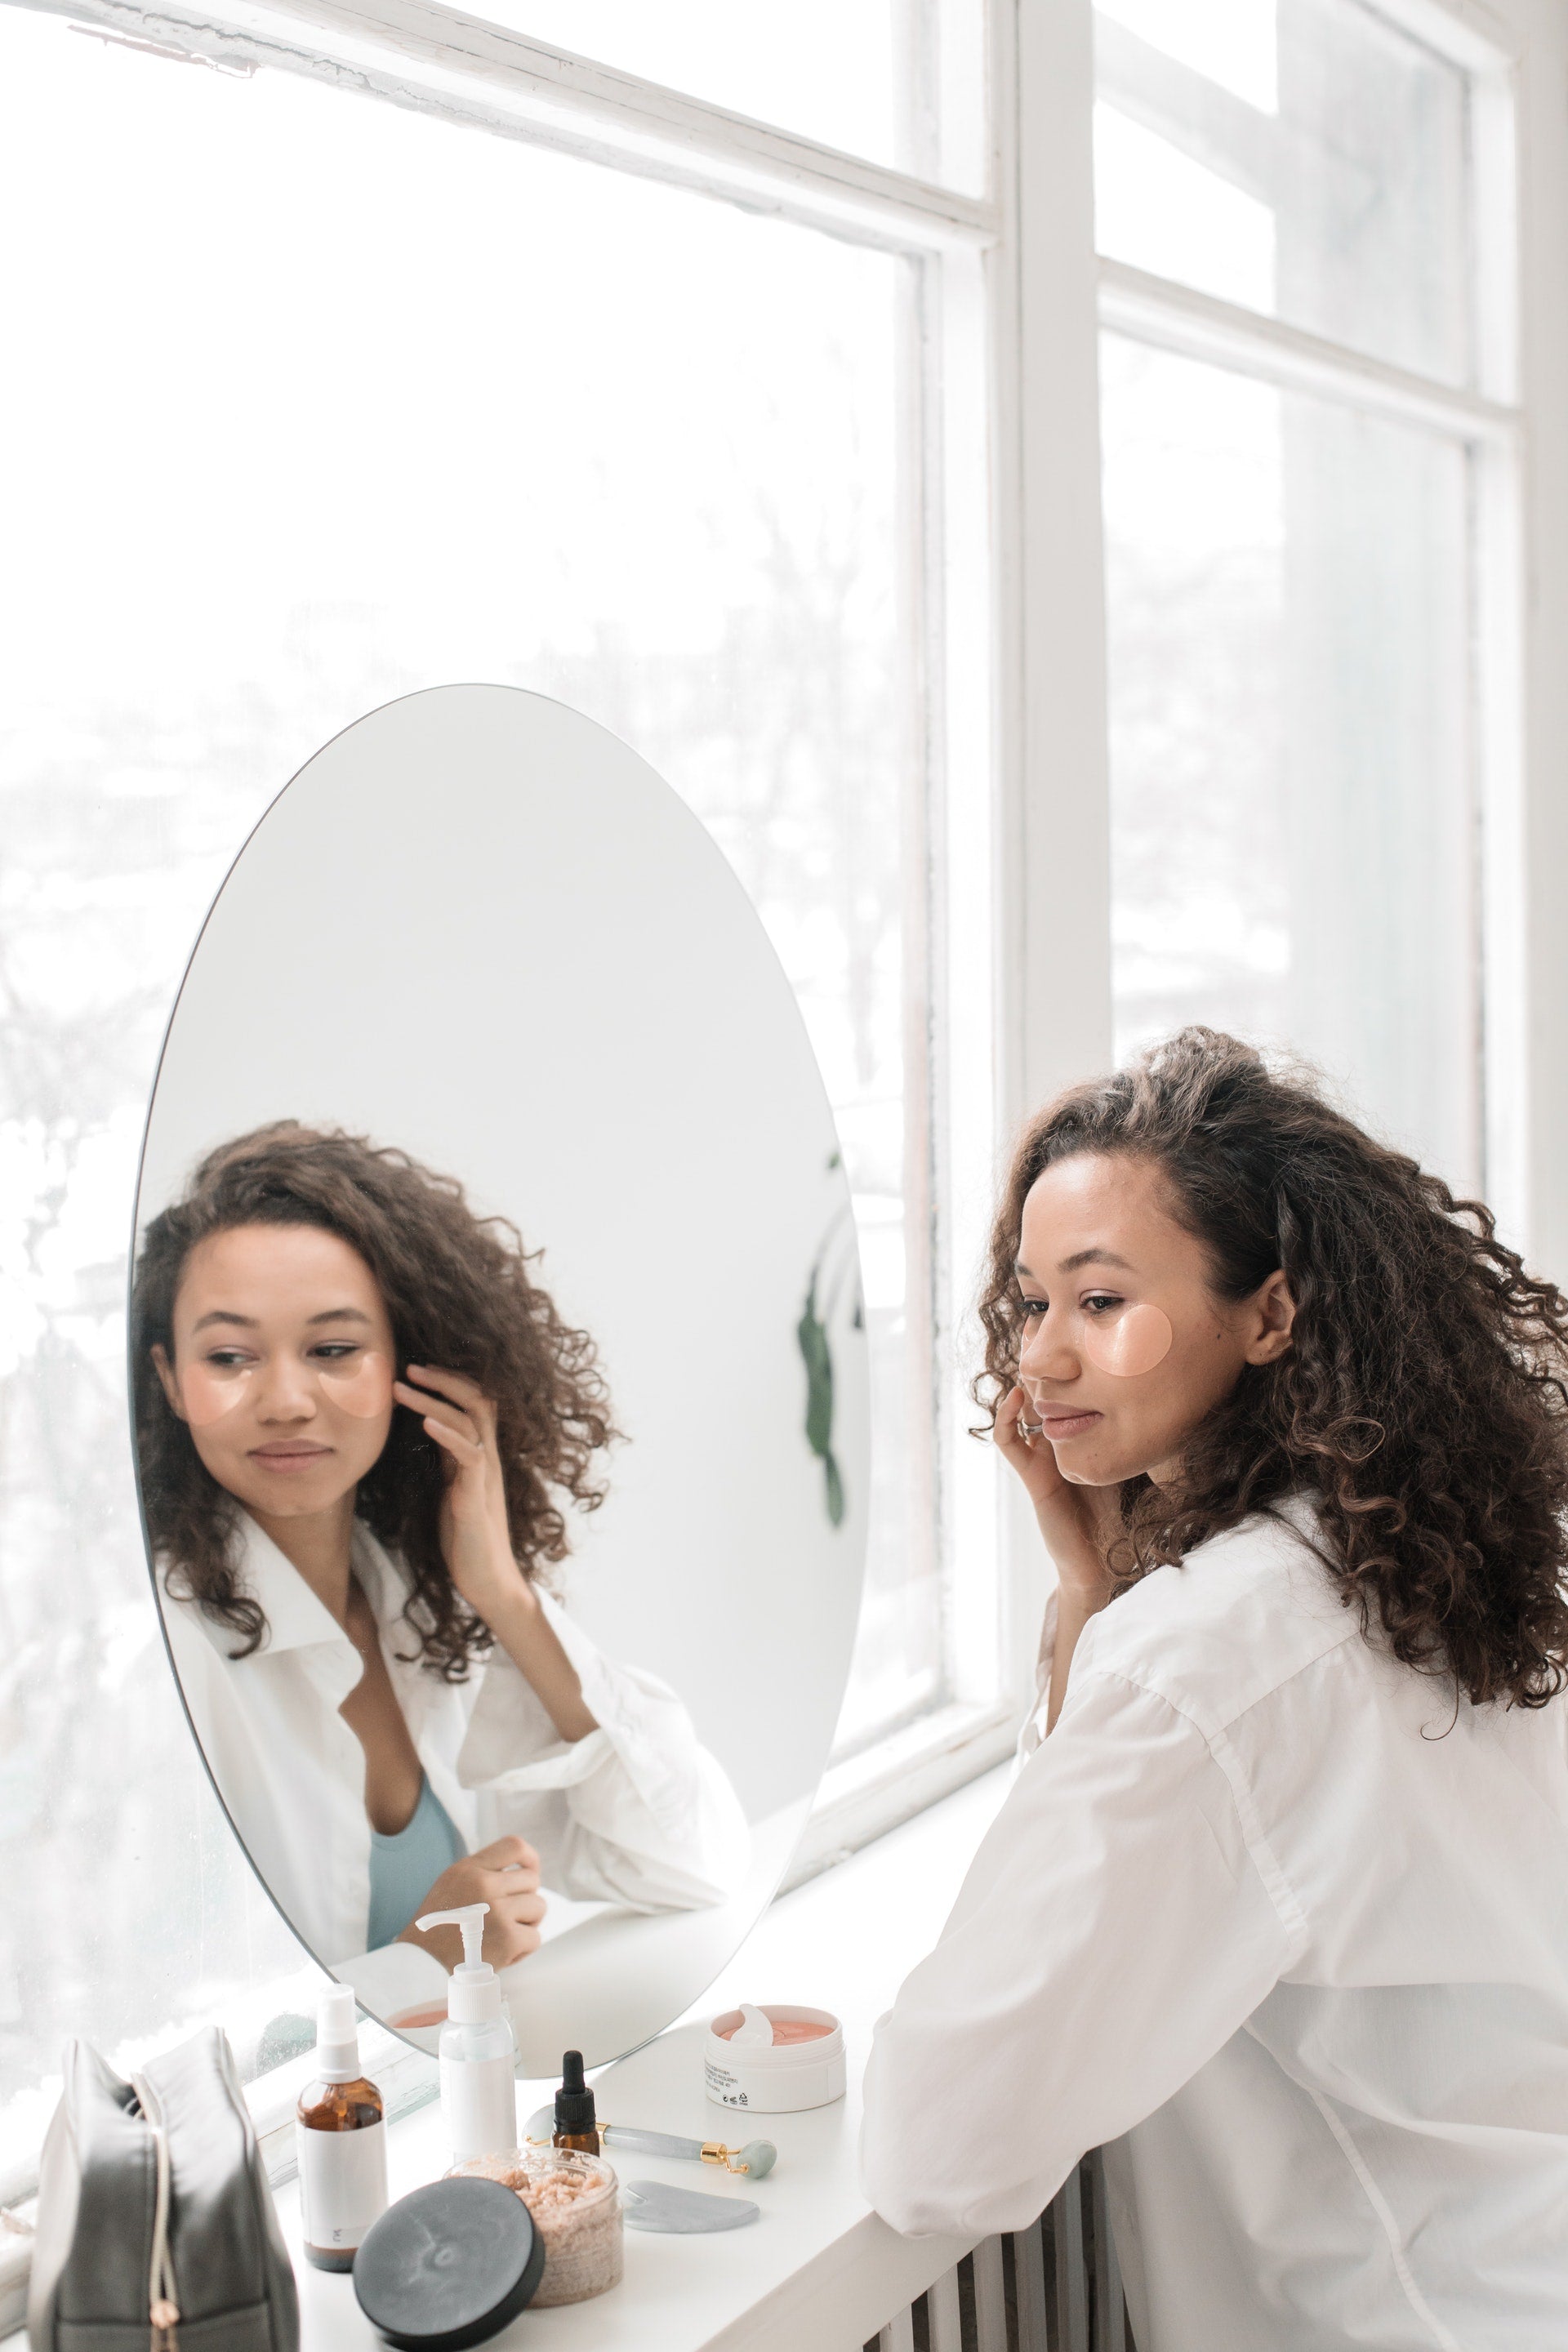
left=131, top=2075, right=180, bottom=2352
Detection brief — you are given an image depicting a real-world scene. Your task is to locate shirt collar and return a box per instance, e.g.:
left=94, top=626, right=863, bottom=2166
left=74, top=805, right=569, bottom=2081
left=203, top=1512, right=412, bottom=1660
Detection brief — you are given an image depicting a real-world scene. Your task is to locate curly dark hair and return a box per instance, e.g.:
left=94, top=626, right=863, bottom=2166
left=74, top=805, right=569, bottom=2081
left=975, top=1028, right=1568, bottom=1709
left=132, top=1122, right=617, bottom=1679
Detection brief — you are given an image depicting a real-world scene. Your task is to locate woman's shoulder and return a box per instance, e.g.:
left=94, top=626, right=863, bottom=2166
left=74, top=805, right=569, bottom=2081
left=1077, top=1497, right=1360, bottom=1735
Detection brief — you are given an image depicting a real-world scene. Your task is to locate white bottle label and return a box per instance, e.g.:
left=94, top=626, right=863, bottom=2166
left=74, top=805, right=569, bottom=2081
left=441, top=2051, right=519, bottom=2160
left=299, top=2118, right=389, bottom=2251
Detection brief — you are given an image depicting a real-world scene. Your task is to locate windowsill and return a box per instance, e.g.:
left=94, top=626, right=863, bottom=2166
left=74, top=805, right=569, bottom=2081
left=790, top=1701, right=1018, bottom=1888
left=3, top=1765, right=1011, bottom=2351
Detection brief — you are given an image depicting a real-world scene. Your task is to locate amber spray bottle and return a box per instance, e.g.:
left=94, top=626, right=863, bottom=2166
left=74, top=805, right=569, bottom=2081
left=553, top=2050, right=600, bottom=2155
left=296, top=1986, right=389, bottom=2271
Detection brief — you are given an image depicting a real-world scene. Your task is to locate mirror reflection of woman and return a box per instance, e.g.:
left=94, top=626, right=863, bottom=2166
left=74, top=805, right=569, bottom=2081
left=133, top=1124, right=748, bottom=2009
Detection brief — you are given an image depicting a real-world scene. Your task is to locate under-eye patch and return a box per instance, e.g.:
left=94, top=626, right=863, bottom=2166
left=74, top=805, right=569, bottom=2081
left=318, top=1350, right=394, bottom=1417
left=1080, top=1302, right=1173, bottom=1378
left=179, top=1361, right=255, bottom=1424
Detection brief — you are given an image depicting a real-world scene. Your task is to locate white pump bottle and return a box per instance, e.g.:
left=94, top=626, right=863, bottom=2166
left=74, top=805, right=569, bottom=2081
left=415, top=1900, right=519, bottom=2161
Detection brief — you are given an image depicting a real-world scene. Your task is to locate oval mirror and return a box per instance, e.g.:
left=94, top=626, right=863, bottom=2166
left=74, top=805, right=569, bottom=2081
left=131, top=685, right=867, bottom=2073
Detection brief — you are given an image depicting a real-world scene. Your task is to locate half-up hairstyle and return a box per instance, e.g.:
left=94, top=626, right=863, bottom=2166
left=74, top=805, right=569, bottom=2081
left=133, top=1122, right=616, bottom=1679
left=975, top=1029, right=1568, bottom=1708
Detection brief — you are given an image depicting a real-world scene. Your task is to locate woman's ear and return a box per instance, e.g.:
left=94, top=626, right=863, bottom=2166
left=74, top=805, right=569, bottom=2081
left=150, top=1343, right=188, bottom=1421
left=1244, top=1269, right=1296, bottom=1365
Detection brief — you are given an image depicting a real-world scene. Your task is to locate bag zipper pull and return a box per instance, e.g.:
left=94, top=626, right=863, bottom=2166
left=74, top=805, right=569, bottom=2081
left=150, top=2293, right=180, bottom=2348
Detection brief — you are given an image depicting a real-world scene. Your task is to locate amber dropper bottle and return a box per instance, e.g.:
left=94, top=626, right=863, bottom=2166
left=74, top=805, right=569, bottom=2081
left=296, top=1986, right=388, bottom=2272
left=552, top=2049, right=600, bottom=2155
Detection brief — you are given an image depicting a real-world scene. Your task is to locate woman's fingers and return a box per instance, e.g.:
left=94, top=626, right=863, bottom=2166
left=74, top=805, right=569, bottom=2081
left=472, top=1833, right=541, bottom=1873
left=477, top=1857, right=541, bottom=1898
left=487, top=1918, right=543, bottom=1967
left=995, top=1384, right=1029, bottom=1450
left=403, top=1365, right=497, bottom=1431
left=995, top=1383, right=1071, bottom=1509
left=398, top=1394, right=486, bottom=1470
left=488, top=1882, right=547, bottom=1928
left=394, top=1379, right=481, bottom=1438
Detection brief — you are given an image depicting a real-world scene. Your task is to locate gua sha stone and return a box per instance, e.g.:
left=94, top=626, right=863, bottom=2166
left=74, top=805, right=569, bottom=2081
left=1080, top=1302, right=1173, bottom=1378
left=621, top=2180, right=760, bottom=2234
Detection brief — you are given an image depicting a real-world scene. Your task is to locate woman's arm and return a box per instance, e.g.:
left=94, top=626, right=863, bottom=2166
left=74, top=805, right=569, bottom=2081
left=397, top=1363, right=750, bottom=1909
left=861, top=1667, right=1296, bottom=2237
left=458, top=1601, right=752, bottom=1911
left=393, top=1364, right=595, bottom=1741
left=479, top=1579, right=597, bottom=1742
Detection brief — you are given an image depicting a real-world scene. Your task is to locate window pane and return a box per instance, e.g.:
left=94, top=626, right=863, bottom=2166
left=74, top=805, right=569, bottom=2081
left=0, top=8, right=933, bottom=2153
left=1096, top=0, right=1472, bottom=385
left=1102, top=334, right=1477, bottom=1187
left=467, top=0, right=987, bottom=190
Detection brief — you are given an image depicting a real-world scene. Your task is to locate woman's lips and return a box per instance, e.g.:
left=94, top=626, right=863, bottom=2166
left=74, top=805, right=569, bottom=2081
left=1032, top=1406, right=1102, bottom=1440
left=248, top=1443, right=332, bottom=1472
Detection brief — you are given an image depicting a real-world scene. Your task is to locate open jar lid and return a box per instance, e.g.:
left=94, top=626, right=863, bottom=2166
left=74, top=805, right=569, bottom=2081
left=352, top=2177, right=546, bottom=2350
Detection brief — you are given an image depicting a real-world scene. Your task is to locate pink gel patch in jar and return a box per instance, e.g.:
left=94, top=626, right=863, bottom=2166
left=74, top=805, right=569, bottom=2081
left=1080, top=1302, right=1173, bottom=1378
left=180, top=1361, right=254, bottom=1425
left=318, top=1350, right=394, bottom=1417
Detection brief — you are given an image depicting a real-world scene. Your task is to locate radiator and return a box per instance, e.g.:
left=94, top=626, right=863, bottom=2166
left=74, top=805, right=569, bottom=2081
left=867, top=2149, right=1129, bottom=2352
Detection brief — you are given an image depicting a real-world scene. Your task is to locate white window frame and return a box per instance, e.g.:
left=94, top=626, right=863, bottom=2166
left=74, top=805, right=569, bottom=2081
left=1078, top=0, right=1568, bottom=1278
left=7, top=0, right=1030, bottom=1856
left=3, top=0, right=1560, bottom=1834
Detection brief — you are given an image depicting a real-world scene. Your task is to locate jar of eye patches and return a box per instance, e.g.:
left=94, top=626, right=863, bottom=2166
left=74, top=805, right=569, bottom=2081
left=446, top=2149, right=622, bottom=2305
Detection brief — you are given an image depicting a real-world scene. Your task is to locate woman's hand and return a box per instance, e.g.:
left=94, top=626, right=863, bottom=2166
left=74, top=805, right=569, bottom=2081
left=394, top=1361, right=599, bottom=1745
left=996, top=1385, right=1122, bottom=1732
left=394, top=1365, right=525, bottom=1622
left=995, top=1384, right=1119, bottom=1606
left=397, top=1834, right=547, bottom=1971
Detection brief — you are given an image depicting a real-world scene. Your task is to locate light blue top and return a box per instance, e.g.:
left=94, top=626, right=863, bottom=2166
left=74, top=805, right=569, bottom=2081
left=367, top=1774, right=465, bottom=1952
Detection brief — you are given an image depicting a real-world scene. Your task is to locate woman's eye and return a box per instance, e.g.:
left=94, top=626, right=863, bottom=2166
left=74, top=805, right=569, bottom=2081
left=312, top=1343, right=359, bottom=1362
left=205, top=1351, right=250, bottom=1370
left=1083, top=1294, right=1123, bottom=1316
left=1018, top=1298, right=1047, bottom=1319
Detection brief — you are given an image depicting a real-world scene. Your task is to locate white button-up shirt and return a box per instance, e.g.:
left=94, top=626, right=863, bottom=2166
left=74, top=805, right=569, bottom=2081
left=861, top=1499, right=1568, bottom=2350
left=158, top=1514, right=750, bottom=2002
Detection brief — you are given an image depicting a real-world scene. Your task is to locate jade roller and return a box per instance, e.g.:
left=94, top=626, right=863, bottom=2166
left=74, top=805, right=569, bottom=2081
left=523, top=2108, right=777, bottom=2178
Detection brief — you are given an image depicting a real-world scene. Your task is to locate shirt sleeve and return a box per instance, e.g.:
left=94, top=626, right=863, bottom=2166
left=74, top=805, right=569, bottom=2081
left=454, top=1592, right=751, bottom=1911
left=859, top=1664, right=1301, bottom=2238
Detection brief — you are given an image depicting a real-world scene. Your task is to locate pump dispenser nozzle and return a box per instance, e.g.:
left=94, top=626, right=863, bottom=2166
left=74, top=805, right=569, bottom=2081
left=414, top=1902, right=500, bottom=2023
left=314, top=1984, right=364, bottom=2084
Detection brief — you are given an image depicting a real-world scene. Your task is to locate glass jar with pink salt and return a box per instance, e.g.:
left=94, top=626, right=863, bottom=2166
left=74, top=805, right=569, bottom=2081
left=446, top=2149, right=622, bottom=2305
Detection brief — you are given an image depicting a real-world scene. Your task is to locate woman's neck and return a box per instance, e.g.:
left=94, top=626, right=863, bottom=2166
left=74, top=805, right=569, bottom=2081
left=247, top=1491, right=359, bottom=1624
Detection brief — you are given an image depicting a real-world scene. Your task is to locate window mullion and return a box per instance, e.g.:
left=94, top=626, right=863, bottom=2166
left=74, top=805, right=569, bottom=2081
left=1098, top=255, right=1518, bottom=443
left=12, top=0, right=1000, bottom=255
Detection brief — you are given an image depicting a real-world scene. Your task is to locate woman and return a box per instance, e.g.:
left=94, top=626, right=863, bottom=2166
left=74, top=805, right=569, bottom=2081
left=862, top=1031, right=1568, bottom=2349
left=133, top=1122, right=748, bottom=2011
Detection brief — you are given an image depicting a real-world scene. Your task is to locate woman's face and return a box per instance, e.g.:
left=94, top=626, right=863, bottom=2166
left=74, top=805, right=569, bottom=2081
left=153, top=1223, right=398, bottom=1523
left=1014, top=1152, right=1294, bottom=1487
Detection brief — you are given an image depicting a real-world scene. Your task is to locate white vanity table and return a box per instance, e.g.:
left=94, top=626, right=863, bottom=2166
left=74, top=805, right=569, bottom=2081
left=283, top=1770, right=1006, bottom=2352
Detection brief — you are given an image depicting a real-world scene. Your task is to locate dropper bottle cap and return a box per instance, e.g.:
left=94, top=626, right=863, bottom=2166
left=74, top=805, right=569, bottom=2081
left=413, top=1902, right=501, bottom=2024
left=555, top=2050, right=596, bottom=2138
left=314, top=1984, right=363, bottom=2084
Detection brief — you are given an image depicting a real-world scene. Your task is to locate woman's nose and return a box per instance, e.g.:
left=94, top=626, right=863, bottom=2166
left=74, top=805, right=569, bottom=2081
left=256, top=1359, right=318, bottom=1419
left=1019, top=1312, right=1077, bottom=1384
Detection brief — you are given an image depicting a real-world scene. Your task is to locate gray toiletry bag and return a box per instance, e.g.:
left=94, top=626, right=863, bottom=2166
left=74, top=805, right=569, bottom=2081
left=27, top=2025, right=299, bottom=2352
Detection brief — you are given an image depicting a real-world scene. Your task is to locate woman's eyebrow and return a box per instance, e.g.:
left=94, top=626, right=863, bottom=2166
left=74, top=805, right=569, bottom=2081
left=1058, top=1248, right=1136, bottom=1274
left=190, top=1308, right=257, bottom=1332
left=305, top=1307, right=372, bottom=1326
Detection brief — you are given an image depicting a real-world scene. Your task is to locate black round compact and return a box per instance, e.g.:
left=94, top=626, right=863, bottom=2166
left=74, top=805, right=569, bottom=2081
left=353, top=2178, right=545, bottom=2350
